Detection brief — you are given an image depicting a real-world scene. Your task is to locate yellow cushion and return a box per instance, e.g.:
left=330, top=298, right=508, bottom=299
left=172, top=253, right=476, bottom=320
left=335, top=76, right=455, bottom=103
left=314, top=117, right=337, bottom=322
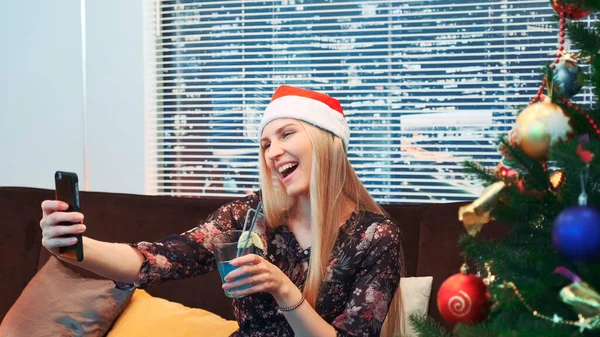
left=107, top=289, right=238, bottom=337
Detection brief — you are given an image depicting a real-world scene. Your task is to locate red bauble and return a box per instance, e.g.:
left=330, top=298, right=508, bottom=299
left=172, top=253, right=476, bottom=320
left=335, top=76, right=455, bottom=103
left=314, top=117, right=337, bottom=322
left=550, top=0, right=594, bottom=20
left=437, top=272, right=490, bottom=325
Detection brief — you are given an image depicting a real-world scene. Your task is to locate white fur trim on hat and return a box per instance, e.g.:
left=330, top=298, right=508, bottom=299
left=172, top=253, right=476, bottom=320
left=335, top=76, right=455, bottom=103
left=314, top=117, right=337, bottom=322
left=259, top=95, right=350, bottom=151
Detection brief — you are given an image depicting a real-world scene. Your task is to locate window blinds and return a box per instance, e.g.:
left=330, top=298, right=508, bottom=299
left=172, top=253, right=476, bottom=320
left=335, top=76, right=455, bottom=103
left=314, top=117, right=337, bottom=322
left=147, top=0, right=566, bottom=203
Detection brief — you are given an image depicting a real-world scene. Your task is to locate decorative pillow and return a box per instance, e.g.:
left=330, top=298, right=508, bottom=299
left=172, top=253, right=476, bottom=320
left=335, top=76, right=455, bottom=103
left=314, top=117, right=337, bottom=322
left=400, top=276, right=434, bottom=337
left=0, top=256, right=133, bottom=337
left=107, top=289, right=239, bottom=337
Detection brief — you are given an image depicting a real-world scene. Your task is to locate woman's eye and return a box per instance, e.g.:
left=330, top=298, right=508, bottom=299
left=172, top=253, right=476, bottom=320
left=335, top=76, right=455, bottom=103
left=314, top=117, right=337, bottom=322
left=283, top=131, right=293, bottom=138
left=263, top=143, right=270, bottom=149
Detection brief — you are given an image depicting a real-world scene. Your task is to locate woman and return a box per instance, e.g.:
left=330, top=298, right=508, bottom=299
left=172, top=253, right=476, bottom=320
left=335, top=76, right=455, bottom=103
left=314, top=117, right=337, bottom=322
left=40, top=85, right=405, bottom=337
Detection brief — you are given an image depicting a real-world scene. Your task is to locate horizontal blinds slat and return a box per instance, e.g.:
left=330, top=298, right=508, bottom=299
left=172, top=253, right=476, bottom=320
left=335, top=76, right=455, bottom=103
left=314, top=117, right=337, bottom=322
left=156, top=35, right=554, bottom=48
left=156, top=51, right=552, bottom=63
left=155, top=43, right=558, bottom=56
left=154, top=54, right=556, bottom=66
left=154, top=88, right=550, bottom=96
left=161, top=15, right=553, bottom=31
left=151, top=191, right=474, bottom=204
left=152, top=96, right=549, bottom=102
left=152, top=186, right=476, bottom=198
left=154, top=116, right=519, bottom=122
left=150, top=122, right=514, bottom=126
left=152, top=134, right=507, bottom=141
left=152, top=134, right=506, bottom=140
left=151, top=183, right=473, bottom=193
left=153, top=102, right=552, bottom=108
left=154, top=64, right=551, bottom=72
left=151, top=110, right=524, bottom=115
left=155, top=76, right=546, bottom=84
left=159, top=5, right=550, bottom=21
left=150, top=177, right=479, bottom=188
left=149, top=176, right=482, bottom=185
left=160, top=22, right=553, bottom=36
left=153, top=160, right=500, bottom=166
left=160, top=0, right=547, bottom=12
left=149, top=170, right=487, bottom=178
left=152, top=151, right=499, bottom=157
left=160, top=20, right=554, bottom=36
left=149, top=170, right=480, bottom=179
left=151, top=155, right=500, bottom=164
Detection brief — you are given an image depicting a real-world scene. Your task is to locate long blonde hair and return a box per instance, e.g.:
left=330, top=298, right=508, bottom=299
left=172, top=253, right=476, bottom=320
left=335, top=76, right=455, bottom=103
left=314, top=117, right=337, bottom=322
left=259, top=121, right=404, bottom=337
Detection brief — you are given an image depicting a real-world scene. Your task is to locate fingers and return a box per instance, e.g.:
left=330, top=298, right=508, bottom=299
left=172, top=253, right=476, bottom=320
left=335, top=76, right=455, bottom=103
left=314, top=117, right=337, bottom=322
left=230, top=253, right=261, bottom=266
left=223, top=273, right=255, bottom=290
left=41, top=200, right=69, bottom=216
left=225, top=262, right=267, bottom=282
left=44, top=224, right=87, bottom=239
left=224, top=274, right=270, bottom=297
left=40, top=200, right=86, bottom=254
left=42, top=224, right=86, bottom=251
left=40, top=211, right=84, bottom=230
left=42, top=236, right=80, bottom=250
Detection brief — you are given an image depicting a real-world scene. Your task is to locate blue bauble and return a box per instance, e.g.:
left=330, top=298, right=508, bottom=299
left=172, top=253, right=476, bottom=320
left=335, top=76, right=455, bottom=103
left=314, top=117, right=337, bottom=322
left=552, top=206, right=600, bottom=263
left=552, top=59, right=584, bottom=98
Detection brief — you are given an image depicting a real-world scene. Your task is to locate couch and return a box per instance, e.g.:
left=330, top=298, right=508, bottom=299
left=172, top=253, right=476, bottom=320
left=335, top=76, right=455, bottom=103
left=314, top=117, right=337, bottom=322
left=0, top=186, right=508, bottom=334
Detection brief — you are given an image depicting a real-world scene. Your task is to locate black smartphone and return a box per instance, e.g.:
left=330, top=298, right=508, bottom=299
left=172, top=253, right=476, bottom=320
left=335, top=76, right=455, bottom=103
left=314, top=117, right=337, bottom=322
left=54, top=171, right=84, bottom=262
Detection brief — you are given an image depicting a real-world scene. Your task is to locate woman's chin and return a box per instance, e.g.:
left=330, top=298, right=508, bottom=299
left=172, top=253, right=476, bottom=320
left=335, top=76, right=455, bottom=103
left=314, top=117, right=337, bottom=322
left=282, top=183, right=309, bottom=198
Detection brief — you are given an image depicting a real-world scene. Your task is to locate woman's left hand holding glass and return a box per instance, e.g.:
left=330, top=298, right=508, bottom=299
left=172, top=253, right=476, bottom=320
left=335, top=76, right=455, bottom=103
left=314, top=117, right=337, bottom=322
left=223, top=254, right=298, bottom=303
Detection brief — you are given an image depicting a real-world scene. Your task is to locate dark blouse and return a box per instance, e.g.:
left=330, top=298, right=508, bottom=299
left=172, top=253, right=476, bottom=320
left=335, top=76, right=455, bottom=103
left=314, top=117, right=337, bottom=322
left=117, top=193, right=403, bottom=337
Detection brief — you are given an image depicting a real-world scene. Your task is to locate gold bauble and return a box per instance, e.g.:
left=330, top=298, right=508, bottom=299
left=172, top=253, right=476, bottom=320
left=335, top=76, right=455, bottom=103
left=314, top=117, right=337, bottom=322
left=512, top=102, right=573, bottom=161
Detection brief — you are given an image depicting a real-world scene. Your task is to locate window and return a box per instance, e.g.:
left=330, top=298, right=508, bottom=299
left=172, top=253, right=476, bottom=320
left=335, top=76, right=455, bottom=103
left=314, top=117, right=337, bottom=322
left=147, top=0, right=569, bottom=203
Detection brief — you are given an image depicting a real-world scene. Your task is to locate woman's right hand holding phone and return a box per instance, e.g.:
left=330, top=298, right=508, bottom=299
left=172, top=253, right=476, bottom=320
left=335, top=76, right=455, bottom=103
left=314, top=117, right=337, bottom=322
left=40, top=200, right=86, bottom=257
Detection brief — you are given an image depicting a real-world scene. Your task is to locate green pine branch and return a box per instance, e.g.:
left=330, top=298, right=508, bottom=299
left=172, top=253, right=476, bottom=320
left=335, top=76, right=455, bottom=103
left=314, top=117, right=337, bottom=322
left=407, top=315, right=451, bottom=337
left=565, top=21, right=600, bottom=57
left=461, top=161, right=496, bottom=185
left=582, top=0, right=600, bottom=11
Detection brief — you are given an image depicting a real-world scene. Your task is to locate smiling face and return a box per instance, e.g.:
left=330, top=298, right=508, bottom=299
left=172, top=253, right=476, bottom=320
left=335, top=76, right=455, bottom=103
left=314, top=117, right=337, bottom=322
left=260, top=118, right=313, bottom=198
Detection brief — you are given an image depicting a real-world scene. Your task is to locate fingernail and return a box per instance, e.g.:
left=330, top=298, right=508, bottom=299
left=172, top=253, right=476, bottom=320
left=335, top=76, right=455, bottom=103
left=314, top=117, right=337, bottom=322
left=79, top=225, right=86, bottom=232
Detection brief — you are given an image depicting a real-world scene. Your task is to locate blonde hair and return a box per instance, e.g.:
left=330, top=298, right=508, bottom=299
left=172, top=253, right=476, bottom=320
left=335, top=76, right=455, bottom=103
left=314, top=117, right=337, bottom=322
left=259, top=121, right=404, bottom=337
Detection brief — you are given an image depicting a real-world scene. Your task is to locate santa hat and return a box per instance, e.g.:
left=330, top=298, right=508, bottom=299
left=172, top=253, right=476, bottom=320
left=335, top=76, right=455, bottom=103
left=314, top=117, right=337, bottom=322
left=258, top=85, right=350, bottom=151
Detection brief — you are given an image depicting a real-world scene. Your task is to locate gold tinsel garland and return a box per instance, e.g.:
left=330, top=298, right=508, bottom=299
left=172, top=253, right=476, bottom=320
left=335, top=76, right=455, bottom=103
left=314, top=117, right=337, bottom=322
left=481, top=263, right=600, bottom=332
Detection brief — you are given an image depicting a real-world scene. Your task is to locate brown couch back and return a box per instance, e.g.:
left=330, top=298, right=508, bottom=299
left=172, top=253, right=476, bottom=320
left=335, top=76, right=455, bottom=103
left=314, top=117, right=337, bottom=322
left=0, top=187, right=507, bottom=325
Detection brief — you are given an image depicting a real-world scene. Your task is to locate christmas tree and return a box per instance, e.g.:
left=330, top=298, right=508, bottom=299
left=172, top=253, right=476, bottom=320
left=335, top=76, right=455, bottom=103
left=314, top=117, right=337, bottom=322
left=410, top=1, right=600, bottom=336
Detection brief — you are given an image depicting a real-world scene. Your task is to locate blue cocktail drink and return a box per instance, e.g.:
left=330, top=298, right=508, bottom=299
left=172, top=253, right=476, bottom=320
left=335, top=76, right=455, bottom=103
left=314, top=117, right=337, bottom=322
left=211, top=230, right=259, bottom=298
left=217, top=261, right=252, bottom=298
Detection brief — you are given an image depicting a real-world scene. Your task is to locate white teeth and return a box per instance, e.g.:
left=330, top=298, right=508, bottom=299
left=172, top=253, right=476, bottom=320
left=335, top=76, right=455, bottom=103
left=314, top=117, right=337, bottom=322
left=278, top=163, right=297, bottom=173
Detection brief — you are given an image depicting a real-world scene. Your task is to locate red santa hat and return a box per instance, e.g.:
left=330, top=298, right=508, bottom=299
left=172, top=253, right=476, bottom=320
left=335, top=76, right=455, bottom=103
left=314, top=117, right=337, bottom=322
left=259, top=85, right=350, bottom=151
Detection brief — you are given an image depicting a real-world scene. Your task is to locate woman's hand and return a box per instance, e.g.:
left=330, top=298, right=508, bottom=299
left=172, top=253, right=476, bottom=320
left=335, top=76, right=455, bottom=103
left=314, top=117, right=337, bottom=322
left=222, top=254, right=296, bottom=302
left=40, top=200, right=87, bottom=256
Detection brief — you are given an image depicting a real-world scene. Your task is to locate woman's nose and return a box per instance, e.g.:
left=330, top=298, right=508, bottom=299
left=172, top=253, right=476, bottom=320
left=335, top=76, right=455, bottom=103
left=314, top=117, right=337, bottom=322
left=266, top=141, right=284, bottom=160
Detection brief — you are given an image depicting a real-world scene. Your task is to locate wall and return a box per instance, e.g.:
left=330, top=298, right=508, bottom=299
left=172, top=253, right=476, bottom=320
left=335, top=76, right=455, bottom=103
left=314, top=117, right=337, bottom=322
left=0, top=0, right=146, bottom=195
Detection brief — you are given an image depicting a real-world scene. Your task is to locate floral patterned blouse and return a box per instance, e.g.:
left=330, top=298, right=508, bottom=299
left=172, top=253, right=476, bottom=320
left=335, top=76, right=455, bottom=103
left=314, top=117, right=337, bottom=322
left=117, top=193, right=403, bottom=337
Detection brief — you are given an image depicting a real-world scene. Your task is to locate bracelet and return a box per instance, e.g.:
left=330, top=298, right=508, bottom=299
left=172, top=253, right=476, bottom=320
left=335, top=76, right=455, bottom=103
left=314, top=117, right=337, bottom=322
left=276, top=294, right=305, bottom=314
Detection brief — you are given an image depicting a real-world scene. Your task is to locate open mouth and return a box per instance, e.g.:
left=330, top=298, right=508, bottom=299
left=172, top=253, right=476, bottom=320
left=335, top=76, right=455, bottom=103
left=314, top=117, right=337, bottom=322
left=279, top=163, right=299, bottom=179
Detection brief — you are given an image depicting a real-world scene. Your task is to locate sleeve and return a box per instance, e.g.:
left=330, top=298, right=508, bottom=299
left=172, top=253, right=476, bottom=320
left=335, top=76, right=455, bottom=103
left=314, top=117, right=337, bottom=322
left=115, top=193, right=259, bottom=290
left=331, top=219, right=402, bottom=337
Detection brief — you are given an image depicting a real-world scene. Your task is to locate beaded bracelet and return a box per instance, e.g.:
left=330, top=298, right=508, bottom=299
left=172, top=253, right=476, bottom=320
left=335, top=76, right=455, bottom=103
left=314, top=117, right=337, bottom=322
left=276, top=294, right=306, bottom=314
